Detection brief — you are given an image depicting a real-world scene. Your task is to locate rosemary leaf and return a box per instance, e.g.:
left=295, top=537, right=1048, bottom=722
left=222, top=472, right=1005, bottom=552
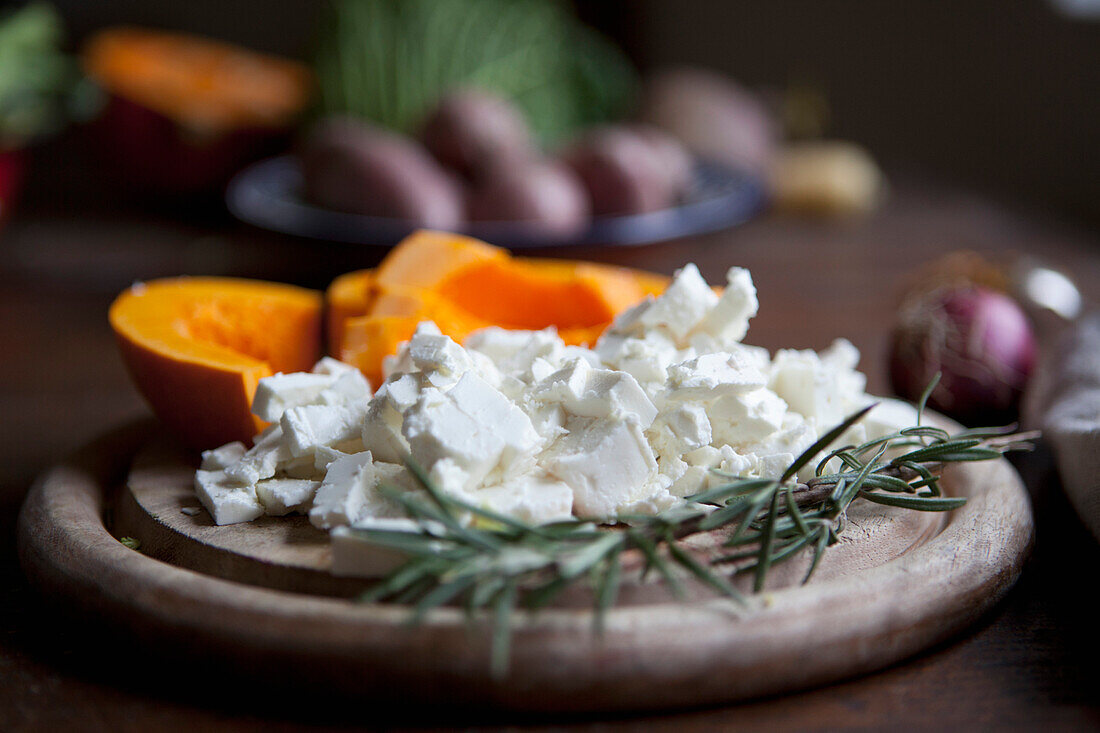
left=490, top=581, right=518, bottom=679
left=859, top=493, right=967, bottom=511
left=785, top=403, right=876, bottom=481
left=753, top=487, right=783, bottom=592
left=668, top=540, right=744, bottom=603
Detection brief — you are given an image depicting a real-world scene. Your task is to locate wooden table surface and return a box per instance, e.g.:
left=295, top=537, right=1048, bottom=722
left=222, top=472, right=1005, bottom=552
left=2, top=161, right=1099, bottom=730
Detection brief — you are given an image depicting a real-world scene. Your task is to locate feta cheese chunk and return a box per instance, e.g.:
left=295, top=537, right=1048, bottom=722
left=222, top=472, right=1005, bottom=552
left=309, top=452, right=414, bottom=529
left=708, top=389, right=788, bottom=447
left=252, top=372, right=340, bottom=422
left=255, top=477, right=320, bottom=516
left=200, top=441, right=246, bottom=470
left=474, top=475, right=574, bottom=525
left=330, top=521, right=425, bottom=577
left=543, top=418, right=659, bottom=518
left=636, top=263, right=718, bottom=341
left=770, top=339, right=867, bottom=430
left=529, top=358, right=658, bottom=427
left=194, top=469, right=264, bottom=525
left=223, top=425, right=292, bottom=485
left=281, top=404, right=365, bottom=458
left=666, top=352, right=767, bottom=400
left=402, top=373, right=541, bottom=494
left=697, top=266, right=758, bottom=344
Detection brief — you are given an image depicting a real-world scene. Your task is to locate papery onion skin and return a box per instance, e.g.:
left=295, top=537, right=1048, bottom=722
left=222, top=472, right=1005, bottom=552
left=889, top=286, right=1037, bottom=425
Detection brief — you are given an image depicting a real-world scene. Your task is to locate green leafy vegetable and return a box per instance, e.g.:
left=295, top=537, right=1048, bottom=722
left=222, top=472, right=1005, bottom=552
left=0, top=3, right=95, bottom=146
left=313, top=0, right=637, bottom=143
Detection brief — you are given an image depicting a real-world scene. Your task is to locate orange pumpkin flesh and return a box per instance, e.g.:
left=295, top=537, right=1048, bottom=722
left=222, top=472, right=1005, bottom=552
left=83, top=27, right=312, bottom=132
left=110, top=278, right=322, bottom=450
left=325, top=268, right=376, bottom=355
left=334, top=231, right=671, bottom=385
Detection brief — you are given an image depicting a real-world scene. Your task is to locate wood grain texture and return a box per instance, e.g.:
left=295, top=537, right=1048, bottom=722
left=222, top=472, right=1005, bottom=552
left=19, top=421, right=1034, bottom=712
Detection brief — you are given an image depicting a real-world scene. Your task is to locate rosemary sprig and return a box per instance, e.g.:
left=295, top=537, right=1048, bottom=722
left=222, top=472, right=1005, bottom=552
left=353, top=402, right=1033, bottom=677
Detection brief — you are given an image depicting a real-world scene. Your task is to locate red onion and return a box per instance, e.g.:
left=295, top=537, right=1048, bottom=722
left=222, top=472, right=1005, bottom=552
left=889, top=286, right=1036, bottom=425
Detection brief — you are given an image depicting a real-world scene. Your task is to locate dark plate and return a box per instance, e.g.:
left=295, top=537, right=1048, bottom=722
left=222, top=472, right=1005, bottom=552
left=226, top=155, right=765, bottom=249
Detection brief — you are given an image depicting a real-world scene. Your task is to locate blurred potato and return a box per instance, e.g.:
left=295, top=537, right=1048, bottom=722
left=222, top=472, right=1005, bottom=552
left=467, top=158, right=590, bottom=236
left=301, top=116, right=464, bottom=228
left=769, top=141, right=884, bottom=217
left=562, top=124, right=687, bottom=215
left=420, top=89, right=536, bottom=180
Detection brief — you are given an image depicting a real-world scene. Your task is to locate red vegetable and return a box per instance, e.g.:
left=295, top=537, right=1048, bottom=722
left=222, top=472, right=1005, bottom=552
left=889, top=286, right=1036, bottom=425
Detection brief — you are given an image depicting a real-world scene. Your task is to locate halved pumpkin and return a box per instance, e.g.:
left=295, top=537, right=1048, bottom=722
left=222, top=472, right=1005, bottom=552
left=334, top=230, right=670, bottom=385
left=110, top=278, right=322, bottom=450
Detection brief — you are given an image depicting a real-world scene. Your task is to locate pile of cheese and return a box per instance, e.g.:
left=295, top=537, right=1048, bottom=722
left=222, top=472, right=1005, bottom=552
left=195, top=263, right=917, bottom=570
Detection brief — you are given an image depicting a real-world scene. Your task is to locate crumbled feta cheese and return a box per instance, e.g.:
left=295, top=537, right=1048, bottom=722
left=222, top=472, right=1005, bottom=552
left=697, top=266, right=758, bottom=344
left=636, top=263, right=718, bottom=342
left=252, top=372, right=340, bottom=422
left=665, top=352, right=767, bottom=400
left=708, top=389, right=789, bottom=447
left=255, top=477, right=320, bottom=516
left=403, top=373, right=541, bottom=494
left=281, top=404, right=365, bottom=458
left=543, top=418, right=659, bottom=518
left=309, top=453, right=414, bottom=529
left=473, top=474, right=574, bottom=525
left=529, top=358, right=657, bottom=427
left=194, top=469, right=264, bottom=525
left=312, top=356, right=359, bottom=376
left=200, top=441, right=246, bottom=470
left=223, top=425, right=291, bottom=485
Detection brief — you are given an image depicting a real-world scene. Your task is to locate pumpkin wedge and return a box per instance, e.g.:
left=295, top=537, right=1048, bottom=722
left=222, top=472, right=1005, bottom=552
left=333, top=230, right=671, bottom=384
left=110, top=278, right=322, bottom=450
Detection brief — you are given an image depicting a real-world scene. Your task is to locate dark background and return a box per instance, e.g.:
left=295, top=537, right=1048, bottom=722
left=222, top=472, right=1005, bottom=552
left=47, top=0, right=1100, bottom=229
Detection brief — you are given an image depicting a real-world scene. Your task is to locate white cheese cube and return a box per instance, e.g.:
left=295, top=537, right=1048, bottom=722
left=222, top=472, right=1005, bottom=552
left=696, top=266, right=758, bottom=345
left=709, top=389, right=788, bottom=447
left=604, top=297, right=654, bottom=337
left=223, top=425, right=292, bottom=485
left=360, top=394, right=410, bottom=465
left=403, top=374, right=541, bottom=493
left=638, top=263, right=718, bottom=342
left=200, top=441, right=246, bottom=470
left=410, top=332, right=474, bottom=379
left=595, top=331, right=680, bottom=389
left=309, top=452, right=416, bottom=529
left=770, top=340, right=867, bottom=431
left=256, top=477, right=320, bottom=516
left=312, top=356, right=359, bottom=376
left=650, top=403, right=713, bottom=455
left=252, top=372, right=338, bottom=422
left=281, top=404, right=365, bottom=458
left=530, top=359, right=657, bottom=428
left=318, top=370, right=372, bottom=407
left=194, top=469, right=264, bottom=525
left=465, top=327, right=564, bottom=377
left=666, top=352, right=767, bottom=400
left=474, top=475, right=574, bottom=525
left=330, top=521, right=425, bottom=577
left=383, top=321, right=442, bottom=378
left=543, top=418, right=658, bottom=518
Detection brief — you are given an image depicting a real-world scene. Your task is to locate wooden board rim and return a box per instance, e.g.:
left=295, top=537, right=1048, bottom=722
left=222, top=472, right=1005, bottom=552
left=17, top=420, right=1035, bottom=712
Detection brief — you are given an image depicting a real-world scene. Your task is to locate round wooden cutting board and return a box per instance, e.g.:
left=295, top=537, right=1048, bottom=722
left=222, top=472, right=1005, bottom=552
left=18, top=420, right=1034, bottom=712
